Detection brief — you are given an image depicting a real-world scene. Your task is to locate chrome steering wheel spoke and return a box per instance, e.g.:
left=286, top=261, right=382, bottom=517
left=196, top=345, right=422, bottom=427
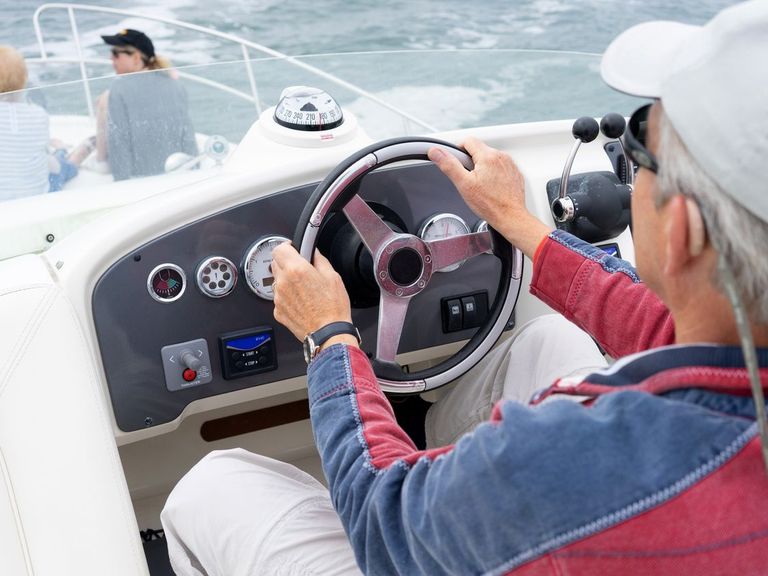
left=427, top=230, right=493, bottom=271
left=375, top=292, right=412, bottom=363
left=343, top=194, right=398, bottom=257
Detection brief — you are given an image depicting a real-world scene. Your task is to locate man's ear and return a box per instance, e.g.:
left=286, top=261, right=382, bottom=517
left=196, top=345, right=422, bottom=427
left=664, top=195, right=705, bottom=274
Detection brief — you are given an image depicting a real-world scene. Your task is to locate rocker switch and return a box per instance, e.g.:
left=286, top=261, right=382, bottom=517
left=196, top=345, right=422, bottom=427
left=444, top=299, right=463, bottom=332
left=461, top=296, right=478, bottom=328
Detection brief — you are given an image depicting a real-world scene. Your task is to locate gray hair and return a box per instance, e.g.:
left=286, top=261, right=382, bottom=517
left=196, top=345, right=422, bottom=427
left=655, top=110, right=768, bottom=325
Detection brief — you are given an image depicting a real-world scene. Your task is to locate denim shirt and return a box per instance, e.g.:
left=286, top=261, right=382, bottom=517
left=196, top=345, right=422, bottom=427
left=306, top=231, right=768, bottom=575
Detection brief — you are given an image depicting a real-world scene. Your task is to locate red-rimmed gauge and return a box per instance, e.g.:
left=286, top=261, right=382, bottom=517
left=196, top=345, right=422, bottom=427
left=147, top=263, right=186, bottom=303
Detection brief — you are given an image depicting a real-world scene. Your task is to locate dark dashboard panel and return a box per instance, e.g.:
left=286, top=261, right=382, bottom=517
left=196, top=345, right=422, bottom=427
left=94, top=163, right=504, bottom=431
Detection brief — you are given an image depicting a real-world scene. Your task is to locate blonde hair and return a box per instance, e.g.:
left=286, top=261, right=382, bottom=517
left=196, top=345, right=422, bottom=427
left=143, top=53, right=172, bottom=71
left=0, top=45, right=28, bottom=93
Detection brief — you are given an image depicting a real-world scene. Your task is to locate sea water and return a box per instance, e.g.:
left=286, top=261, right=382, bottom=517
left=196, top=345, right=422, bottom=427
left=0, top=0, right=741, bottom=139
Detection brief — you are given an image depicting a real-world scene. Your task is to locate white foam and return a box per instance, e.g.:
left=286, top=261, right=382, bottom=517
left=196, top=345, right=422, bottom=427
left=345, top=83, right=519, bottom=139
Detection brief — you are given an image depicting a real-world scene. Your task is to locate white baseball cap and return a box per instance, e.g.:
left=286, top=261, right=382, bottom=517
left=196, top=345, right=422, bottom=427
left=600, top=0, right=768, bottom=224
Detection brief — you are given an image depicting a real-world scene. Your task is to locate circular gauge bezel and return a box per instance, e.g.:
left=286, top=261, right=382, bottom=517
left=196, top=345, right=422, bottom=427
left=242, top=235, right=290, bottom=300
left=196, top=256, right=237, bottom=298
left=147, top=263, right=187, bottom=303
left=418, top=213, right=471, bottom=272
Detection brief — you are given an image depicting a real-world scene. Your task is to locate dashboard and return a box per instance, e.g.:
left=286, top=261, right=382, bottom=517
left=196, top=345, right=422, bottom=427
left=93, top=163, right=509, bottom=432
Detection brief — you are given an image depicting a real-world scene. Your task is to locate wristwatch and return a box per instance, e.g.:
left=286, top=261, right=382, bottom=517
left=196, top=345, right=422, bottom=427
left=303, top=321, right=362, bottom=364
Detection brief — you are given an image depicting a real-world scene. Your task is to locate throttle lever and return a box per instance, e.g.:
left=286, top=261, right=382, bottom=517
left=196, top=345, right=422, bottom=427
left=557, top=116, right=600, bottom=202
left=600, top=112, right=633, bottom=187
left=547, top=115, right=632, bottom=243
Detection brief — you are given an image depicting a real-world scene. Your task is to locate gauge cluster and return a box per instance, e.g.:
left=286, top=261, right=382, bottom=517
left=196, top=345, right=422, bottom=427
left=144, top=214, right=479, bottom=306
left=93, top=163, right=507, bottom=432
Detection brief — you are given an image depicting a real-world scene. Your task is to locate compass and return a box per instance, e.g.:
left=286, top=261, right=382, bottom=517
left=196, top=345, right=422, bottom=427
left=273, top=86, right=344, bottom=132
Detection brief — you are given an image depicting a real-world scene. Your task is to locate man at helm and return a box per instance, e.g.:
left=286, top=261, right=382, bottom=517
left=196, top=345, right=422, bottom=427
left=162, top=1, right=768, bottom=573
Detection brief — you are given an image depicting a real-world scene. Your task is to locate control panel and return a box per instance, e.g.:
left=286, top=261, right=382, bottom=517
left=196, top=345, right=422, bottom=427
left=94, top=164, right=507, bottom=431
left=441, top=290, right=489, bottom=333
left=219, top=327, right=277, bottom=379
left=160, top=339, right=213, bottom=391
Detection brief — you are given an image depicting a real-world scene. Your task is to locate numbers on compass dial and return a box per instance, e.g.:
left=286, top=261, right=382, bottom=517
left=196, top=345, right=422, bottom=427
left=273, top=86, right=344, bottom=132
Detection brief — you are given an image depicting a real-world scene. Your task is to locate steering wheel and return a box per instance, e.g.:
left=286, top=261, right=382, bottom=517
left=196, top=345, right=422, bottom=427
left=295, top=137, right=523, bottom=394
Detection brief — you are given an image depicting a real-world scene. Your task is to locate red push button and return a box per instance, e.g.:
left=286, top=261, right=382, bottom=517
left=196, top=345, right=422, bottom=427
left=182, top=368, right=197, bottom=382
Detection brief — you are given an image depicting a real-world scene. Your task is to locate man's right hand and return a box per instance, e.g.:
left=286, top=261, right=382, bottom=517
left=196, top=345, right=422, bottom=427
left=427, top=137, right=552, bottom=259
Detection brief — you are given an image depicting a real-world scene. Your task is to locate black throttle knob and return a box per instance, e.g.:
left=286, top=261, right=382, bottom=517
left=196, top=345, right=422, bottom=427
left=572, top=116, right=600, bottom=143
left=600, top=113, right=626, bottom=139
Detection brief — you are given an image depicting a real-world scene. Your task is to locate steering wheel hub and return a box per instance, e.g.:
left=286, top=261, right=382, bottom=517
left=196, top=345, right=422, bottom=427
left=388, top=247, right=423, bottom=286
left=376, top=235, right=432, bottom=296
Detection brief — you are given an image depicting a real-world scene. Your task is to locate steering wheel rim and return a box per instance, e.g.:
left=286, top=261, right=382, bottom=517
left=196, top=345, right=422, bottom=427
left=294, top=137, right=523, bottom=393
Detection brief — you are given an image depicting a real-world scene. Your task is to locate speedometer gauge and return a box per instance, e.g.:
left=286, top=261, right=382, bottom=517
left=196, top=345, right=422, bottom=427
left=418, top=213, right=470, bottom=272
left=147, top=263, right=186, bottom=303
left=243, top=236, right=289, bottom=300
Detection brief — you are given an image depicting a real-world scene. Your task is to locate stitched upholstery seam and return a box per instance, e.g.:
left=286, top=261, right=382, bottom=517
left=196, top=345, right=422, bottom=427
left=485, top=424, right=757, bottom=575
left=0, top=286, right=58, bottom=400
left=0, top=445, right=34, bottom=575
left=60, top=290, right=149, bottom=575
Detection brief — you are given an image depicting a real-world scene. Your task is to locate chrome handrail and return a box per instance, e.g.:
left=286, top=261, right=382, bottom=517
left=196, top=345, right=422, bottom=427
left=32, top=3, right=437, bottom=132
left=26, top=57, right=263, bottom=106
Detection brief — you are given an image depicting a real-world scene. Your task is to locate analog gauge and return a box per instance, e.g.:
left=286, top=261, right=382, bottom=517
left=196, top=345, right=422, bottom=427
left=419, top=213, right=471, bottom=272
left=147, top=263, right=186, bottom=303
left=474, top=220, right=493, bottom=254
left=196, top=256, right=237, bottom=298
left=243, top=235, right=289, bottom=300
left=273, top=86, right=344, bottom=132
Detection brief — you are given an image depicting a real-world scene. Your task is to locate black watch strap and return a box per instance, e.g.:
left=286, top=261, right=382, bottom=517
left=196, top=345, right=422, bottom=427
left=303, top=321, right=361, bottom=364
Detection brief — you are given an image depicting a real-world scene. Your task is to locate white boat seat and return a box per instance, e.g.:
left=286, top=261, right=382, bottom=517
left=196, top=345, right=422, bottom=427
left=0, top=255, right=148, bottom=576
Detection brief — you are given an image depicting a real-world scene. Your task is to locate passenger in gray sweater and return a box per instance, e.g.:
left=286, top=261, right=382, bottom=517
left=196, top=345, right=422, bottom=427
left=101, top=29, right=198, bottom=181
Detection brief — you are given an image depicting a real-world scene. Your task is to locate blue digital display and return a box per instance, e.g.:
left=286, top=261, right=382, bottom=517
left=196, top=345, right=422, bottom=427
left=597, top=243, right=621, bottom=258
left=226, top=334, right=271, bottom=351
